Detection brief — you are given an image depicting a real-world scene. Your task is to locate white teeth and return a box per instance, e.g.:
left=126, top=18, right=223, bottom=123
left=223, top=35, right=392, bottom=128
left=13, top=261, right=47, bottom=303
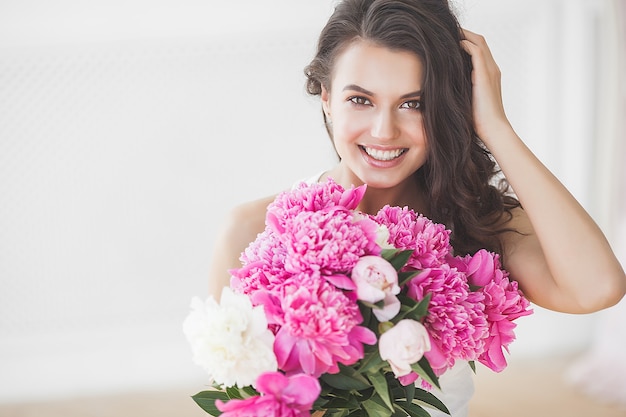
left=363, top=147, right=406, bottom=161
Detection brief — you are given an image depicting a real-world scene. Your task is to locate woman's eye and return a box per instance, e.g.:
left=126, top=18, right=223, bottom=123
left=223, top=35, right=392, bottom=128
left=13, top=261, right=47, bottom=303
left=349, top=96, right=371, bottom=106
left=401, top=100, right=421, bottom=110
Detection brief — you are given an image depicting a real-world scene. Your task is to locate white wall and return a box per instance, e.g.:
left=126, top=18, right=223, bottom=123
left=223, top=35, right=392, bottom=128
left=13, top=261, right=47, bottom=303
left=0, top=0, right=621, bottom=403
left=0, top=0, right=337, bottom=402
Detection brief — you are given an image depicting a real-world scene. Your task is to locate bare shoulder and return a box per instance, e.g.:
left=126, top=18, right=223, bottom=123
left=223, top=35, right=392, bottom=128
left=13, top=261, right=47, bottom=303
left=226, top=194, right=278, bottom=248
left=503, top=206, right=533, bottom=235
left=208, top=194, right=278, bottom=298
left=498, top=206, right=551, bottom=299
left=499, top=206, right=539, bottom=265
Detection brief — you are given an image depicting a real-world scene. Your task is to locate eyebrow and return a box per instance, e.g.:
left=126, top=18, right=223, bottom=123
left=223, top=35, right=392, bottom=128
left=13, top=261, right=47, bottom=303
left=342, top=84, right=422, bottom=99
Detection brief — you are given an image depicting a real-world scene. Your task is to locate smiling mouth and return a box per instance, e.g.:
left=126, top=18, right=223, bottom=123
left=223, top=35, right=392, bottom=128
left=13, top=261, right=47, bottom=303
left=360, top=146, right=408, bottom=161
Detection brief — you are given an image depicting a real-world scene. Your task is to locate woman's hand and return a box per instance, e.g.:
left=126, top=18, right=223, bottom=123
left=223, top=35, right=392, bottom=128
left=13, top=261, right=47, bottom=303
left=460, top=29, right=511, bottom=145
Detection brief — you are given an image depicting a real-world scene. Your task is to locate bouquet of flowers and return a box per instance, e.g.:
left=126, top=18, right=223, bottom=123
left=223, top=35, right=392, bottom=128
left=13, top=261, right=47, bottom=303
left=183, top=179, right=532, bottom=416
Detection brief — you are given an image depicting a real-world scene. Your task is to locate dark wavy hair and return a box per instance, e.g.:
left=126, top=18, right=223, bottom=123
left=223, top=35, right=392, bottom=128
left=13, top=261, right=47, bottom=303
left=304, top=0, right=521, bottom=256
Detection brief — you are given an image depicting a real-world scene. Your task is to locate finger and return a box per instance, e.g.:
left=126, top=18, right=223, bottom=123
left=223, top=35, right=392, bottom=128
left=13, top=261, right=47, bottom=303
left=460, top=38, right=477, bottom=55
left=461, top=28, right=488, bottom=48
left=461, top=28, right=496, bottom=62
left=461, top=28, right=481, bottom=41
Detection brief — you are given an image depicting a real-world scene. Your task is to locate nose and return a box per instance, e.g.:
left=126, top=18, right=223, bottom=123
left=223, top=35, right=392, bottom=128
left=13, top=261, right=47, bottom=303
left=371, top=109, right=398, bottom=141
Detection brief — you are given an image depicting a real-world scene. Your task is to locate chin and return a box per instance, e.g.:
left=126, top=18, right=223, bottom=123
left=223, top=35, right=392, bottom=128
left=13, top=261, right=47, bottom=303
left=358, top=174, right=408, bottom=190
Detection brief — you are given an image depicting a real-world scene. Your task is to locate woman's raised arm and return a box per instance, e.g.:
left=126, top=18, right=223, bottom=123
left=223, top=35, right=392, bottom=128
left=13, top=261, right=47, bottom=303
left=461, top=29, right=626, bottom=313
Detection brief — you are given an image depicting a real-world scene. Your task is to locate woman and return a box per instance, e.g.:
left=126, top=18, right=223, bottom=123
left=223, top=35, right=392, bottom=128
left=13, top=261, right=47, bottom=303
left=207, top=0, right=626, bottom=415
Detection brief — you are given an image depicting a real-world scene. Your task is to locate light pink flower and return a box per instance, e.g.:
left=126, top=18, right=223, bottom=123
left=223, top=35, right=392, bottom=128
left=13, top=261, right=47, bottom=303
left=216, top=371, right=321, bottom=417
left=379, top=319, right=431, bottom=378
left=406, top=265, right=488, bottom=375
left=255, top=271, right=376, bottom=378
left=373, top=205, right=451, bottom=269
left=351, top=255, right=401, bottom=321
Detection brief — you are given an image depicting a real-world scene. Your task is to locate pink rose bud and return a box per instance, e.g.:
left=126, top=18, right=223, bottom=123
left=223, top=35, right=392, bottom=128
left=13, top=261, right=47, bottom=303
left=352, top=255, right=400, bottom=303
left=379, top=319, right=431, bottom=378
left=373, top=293, right=401, bottom=322
left=352, top=255, right=402, bottom=321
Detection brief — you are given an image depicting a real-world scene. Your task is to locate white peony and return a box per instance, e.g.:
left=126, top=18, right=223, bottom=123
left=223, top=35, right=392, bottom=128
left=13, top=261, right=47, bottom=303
left=375, top=224, right=395, bottom=249
left=182, top=287, right=277, bottom=387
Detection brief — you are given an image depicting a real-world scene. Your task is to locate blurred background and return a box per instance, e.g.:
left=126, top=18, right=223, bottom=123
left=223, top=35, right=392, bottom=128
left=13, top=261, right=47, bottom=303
left=0, top=0, right=625, bottom=416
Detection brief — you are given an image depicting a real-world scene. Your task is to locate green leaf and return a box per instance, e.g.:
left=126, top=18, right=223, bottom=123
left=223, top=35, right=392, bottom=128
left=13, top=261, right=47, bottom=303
left=367, top=372, right=393, bottom=412
left=412, top=389, right=450, bottom=414
left=387, top=250, right=415, bottom=271
left=381, top=248, right=400, bottom=260
left=358, top=350, right=386, bottom=373
left=403, top=381, right=416, bottom=404
left=395, top=293, right=431, bottom=322
left=398, top=270, right=419, bottom=286
left=191, top=390, right=229, bottom=416
left=233, top=385, right=258, bottom=398
left=321, top=366, right=371, bottom=391
left=359, top=301, right=373, bottom=327
left=322, top=395, right=362, bottom=410
left=391, top=405, right=411, bottom=417
left=362, top=397, right=394, bottom=417
left=323, top=409, right=352, bottom=417
left=410, top=357, right=440, bottom=390
left=469, top=360, right=476, bottom=373
left=225, top=386, right=243, bottom=399
left=395, top=401, right=433, bottom=417
left=318, top=386, right=354, bottom=401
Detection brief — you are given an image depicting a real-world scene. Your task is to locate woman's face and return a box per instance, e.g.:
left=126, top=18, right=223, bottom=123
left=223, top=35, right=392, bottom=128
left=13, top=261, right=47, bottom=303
left=321, top=40, right=427, bottom=190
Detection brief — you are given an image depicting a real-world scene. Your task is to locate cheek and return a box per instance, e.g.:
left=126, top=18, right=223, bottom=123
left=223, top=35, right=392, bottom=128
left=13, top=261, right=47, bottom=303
left=405, top=113, right=427, bottom=141
left=333, top=111, right=370, bottom=143
left=408, top=118, right=429, bottom=151
left=418, top=128, right=428, bottom=148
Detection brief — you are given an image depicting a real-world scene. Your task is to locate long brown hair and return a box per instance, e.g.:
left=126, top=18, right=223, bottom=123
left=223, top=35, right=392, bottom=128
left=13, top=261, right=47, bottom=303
left=304, top=0, right=520, bottom=256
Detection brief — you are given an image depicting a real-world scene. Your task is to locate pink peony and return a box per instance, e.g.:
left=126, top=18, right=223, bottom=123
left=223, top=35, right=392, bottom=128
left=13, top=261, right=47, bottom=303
left=372, top=205, right=451, bottom=269
left=379, top=319, right=431, bottom=378
left=455, top=249, right=500, bottom=287
left=467, top=250, right=532, bottom=372
left=216, top=371, right=321, bottom=417
left=351, top=255, right=401, bottom=321
left=458, top=250, right=533, bottom=372
left=254, top=271, right=376, bottom=378
left=406, top=265, right=488, bottom=375
left=266, top=178, right=366, bottom=233
left=397, top=371, right=419, bottom=387
left=231, top=229, right=291, bottom=296
left=279, top=208, right=381, bottom=276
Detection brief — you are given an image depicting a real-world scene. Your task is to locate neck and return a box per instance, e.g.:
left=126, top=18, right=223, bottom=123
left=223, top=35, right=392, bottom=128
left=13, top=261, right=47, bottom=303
left=359, top=181, right=426, bottom=215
